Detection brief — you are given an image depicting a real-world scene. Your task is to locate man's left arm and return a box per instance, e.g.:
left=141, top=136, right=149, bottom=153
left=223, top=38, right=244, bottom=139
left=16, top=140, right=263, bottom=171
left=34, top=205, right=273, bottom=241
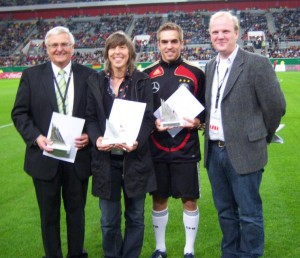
left=181, top=68, right=206, bottom=130
left=196, top=68, right=206, bottom=129
left=254, top=56, right=286, bottom=142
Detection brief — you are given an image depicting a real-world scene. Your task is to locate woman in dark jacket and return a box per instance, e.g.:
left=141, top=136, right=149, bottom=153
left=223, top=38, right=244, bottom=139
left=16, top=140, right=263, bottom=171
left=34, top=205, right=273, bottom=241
left=85, top=31, right=156, bottom=258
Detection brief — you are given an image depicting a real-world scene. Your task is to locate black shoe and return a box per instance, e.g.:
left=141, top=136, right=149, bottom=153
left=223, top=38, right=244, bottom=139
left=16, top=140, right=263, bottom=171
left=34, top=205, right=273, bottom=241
left=150, top=249, right=167, bottom=258
left=184, top=253, right=195, bottom=258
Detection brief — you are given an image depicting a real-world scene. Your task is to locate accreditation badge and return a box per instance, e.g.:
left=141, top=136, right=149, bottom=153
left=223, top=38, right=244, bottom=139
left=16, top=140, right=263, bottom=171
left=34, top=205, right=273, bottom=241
left=209, top=112, right=221, bottom=138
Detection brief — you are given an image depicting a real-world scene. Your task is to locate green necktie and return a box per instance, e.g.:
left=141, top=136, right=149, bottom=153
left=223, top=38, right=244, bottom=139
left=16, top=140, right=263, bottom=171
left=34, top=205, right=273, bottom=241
left=56, top=69, right=68, bottom=114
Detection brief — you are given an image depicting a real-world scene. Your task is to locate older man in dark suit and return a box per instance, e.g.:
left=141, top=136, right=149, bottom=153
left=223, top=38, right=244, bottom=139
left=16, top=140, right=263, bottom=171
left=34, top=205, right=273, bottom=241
left=204, top=11, right=286, bottom=258
left=11, top=26, right=95, bottom=258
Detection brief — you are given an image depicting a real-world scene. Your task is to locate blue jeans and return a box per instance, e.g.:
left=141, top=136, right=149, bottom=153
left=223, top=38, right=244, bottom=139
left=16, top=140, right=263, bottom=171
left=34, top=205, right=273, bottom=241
left=99, top=158, right=146, bottom=258
left=207, top=142, right=264, bottom=258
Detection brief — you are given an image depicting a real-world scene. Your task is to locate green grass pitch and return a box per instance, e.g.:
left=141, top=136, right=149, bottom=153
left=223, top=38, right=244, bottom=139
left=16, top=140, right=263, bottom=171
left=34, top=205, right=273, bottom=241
left=0, top=72, right=299, bottom=257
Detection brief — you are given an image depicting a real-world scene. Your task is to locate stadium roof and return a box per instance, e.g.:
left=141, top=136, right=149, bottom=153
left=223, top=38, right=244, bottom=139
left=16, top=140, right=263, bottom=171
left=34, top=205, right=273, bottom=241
left=0, top=0, right=223, bottom=12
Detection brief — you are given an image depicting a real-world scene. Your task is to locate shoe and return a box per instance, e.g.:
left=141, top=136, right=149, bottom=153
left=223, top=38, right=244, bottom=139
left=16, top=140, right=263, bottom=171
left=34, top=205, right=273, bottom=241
left=184, top=253, right=195, bottom=258
left=150, top=249, right=167, bottom=258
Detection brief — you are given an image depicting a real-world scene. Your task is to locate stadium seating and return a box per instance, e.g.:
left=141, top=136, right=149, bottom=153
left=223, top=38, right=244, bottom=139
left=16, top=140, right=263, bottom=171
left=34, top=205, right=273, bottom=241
left=0, top=2, right=299, bottom=67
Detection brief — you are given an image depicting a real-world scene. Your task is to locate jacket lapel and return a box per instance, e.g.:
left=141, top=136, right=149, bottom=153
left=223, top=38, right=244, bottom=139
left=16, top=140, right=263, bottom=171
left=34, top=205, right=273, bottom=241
left=72, top=63, right=83, bottom=116
left=41, top=62, right=58, bottom=112
left=89, top=72, right=105, bottom=107
left=222, top=48, right=244, bottom=100
left=206, top=58, right=217, bottom=111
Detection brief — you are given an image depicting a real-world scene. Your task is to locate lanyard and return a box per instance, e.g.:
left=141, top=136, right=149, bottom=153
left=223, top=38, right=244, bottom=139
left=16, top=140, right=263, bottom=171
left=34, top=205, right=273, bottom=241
left=53, top=69, right=72, bottom=115
left=215, top=63, right=228, bottom=110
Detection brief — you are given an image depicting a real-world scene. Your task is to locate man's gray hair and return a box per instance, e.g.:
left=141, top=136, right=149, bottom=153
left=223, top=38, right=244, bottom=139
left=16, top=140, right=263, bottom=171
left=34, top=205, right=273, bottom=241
left=45, top=26, right=75, bottom=46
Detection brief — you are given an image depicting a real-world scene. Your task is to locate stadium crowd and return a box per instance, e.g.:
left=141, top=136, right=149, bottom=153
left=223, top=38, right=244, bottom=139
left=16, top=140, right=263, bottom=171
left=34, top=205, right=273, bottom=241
left=0, top=7, right=299, bottom=67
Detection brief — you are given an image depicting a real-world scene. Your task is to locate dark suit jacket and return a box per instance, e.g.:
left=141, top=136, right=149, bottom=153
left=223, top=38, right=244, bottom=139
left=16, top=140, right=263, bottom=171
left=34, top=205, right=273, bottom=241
left=11, top=62, right=95, bottom=180
left=204, top=48, right=286, bottom=174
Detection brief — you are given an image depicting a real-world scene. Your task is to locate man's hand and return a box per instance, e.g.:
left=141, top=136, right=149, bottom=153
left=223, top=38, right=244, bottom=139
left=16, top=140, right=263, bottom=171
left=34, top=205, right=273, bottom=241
left=155, top=118, right=175, bottom=131
left=36, top=135, right=53, bottom=152
left=75, top=133, right=89, bottom=150
left=182, top=117, right=200, bottom=130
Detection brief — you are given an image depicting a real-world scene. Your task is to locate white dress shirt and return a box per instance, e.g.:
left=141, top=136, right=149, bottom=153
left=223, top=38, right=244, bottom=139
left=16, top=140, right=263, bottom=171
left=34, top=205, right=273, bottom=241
left=51, top=62, right=74, bottom=116
left=209, top=46, right=239, bottom=141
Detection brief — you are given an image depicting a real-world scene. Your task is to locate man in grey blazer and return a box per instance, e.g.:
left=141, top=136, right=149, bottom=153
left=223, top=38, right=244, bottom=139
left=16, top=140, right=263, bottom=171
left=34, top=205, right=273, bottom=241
left=204, top=11, right=286, bottom=258
left=11, top=26, right=95, bottom=258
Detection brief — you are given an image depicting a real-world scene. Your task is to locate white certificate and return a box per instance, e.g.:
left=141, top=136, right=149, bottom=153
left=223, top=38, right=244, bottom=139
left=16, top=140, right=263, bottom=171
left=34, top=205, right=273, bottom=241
left=102, top=99, right=146, bottom=146
left=43, top=112, right=85, bottom=163
left=154, top=86, right=204, bottom=137
left=272, top=124, right=285, bottom=144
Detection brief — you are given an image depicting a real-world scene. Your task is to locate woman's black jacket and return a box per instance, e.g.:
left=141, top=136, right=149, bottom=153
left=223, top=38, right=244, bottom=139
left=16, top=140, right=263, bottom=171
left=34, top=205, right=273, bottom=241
left=85, top=69, right=157, bottom=199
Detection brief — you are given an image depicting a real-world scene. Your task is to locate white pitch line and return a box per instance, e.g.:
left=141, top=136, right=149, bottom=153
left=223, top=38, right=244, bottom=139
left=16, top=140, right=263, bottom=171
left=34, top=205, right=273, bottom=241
left=0, top=123, right=13, bottom=129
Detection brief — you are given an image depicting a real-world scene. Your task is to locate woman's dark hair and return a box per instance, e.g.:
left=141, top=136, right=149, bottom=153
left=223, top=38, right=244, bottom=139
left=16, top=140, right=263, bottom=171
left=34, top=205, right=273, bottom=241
left=104, top=31, right=136, bottom=76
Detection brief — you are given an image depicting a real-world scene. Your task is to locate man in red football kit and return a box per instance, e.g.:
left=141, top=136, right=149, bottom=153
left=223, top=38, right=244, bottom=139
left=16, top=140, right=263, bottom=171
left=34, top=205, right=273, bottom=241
left=143, top=22, right=205, bottom=258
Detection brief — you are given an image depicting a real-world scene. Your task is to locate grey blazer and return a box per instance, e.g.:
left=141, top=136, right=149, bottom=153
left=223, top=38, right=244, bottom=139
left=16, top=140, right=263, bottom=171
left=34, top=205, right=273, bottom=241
left=204, top=48, right=286, bottom=174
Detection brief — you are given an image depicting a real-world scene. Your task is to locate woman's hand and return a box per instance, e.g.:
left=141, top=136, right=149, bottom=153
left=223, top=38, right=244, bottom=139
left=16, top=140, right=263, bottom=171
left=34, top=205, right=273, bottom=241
left=96, top=136, right=115, bottom=151
left=115, top=141, right=138, bottom=153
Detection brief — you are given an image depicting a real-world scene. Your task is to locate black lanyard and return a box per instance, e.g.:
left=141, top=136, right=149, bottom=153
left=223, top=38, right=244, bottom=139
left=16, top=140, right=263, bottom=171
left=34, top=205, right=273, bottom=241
left=53, top=69, right=72, bottom=115
left=215, top=63, right=228, bottom=110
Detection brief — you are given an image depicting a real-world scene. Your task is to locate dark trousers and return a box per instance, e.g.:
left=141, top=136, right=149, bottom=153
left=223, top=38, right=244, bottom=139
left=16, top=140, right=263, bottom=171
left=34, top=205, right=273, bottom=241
left=207, top=142, right=264, bottom=258
left=99, top=158, right=146, bottom=258
left=33, top=162, right=89, bottom=258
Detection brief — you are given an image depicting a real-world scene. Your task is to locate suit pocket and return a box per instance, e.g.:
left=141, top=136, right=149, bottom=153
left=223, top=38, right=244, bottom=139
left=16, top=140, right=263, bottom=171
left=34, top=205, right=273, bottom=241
left=247, top=129, right=267, bottom=142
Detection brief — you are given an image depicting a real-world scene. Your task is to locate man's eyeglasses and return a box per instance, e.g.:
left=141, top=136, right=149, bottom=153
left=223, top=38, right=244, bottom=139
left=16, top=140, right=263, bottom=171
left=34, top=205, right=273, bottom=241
left=47, top=43, right=73, bottom=49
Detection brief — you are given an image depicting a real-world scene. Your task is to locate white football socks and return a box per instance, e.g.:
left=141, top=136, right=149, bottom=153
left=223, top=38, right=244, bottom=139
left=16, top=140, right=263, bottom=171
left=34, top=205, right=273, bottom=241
left=183, top=207, right=199, bottom=255
left=152, top=208, right=168, bottom=252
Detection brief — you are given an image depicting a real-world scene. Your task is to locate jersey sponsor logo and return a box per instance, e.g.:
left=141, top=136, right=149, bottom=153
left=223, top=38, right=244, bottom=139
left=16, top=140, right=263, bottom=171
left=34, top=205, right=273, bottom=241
left=149, top=66, right=164, bottom=79
left=152, top=81, right=160, bottom=93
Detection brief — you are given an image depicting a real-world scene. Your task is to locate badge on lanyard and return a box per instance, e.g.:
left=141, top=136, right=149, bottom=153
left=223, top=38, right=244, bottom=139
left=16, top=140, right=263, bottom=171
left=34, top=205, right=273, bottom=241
left=209, top=112, right=221, bottom=137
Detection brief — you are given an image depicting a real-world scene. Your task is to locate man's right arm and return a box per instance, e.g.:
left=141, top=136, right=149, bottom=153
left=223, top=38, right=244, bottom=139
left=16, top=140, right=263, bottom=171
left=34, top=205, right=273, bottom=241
left=11, top=71, right=41, bottom=146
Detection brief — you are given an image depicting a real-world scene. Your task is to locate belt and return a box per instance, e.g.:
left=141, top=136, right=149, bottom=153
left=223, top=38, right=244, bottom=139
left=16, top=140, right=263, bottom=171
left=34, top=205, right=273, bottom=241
left=210, top=140, right=225, bottom=148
